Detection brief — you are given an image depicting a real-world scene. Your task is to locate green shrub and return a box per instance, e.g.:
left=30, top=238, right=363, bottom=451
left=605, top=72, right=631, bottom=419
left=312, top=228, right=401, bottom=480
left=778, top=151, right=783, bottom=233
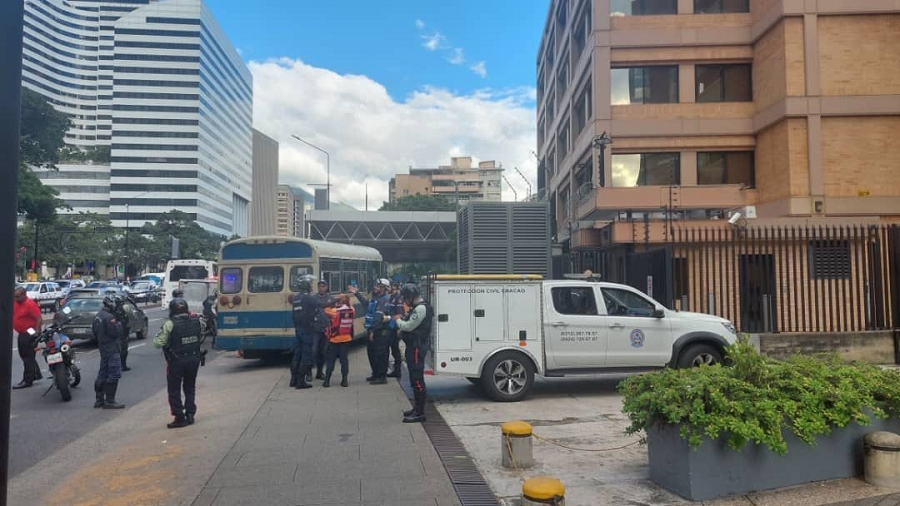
left=618, top=339, right=900, bottom=455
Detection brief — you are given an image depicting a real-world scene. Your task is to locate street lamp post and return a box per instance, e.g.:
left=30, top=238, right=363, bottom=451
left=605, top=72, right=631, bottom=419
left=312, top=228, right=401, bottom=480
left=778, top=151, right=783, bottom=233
left=291, top=135, right=330, bottom=210
left=123, top=191, right=149, bottom=280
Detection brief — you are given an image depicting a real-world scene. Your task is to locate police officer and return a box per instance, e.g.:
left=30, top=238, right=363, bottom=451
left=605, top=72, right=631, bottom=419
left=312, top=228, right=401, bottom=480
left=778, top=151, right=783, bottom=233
left=92, top=294, right=126, bottom=409
left=391, top=283, right=432, bottom=423
left=313, top=280, right=334, bottom=380
left=202, top=290, right=217, bottom=337
left=116, top=295, right=136, bottom=371
left=386, top=281, right=405, bottom=379
left=350, top=278, right=391, bottom=384
left=290, top=274, right=318, bottom=389
left=154, top=298, right=204, bottom=428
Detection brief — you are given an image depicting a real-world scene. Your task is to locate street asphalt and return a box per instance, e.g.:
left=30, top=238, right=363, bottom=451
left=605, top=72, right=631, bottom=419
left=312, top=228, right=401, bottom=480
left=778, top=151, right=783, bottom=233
left=9, top=304, right=171, bottom=478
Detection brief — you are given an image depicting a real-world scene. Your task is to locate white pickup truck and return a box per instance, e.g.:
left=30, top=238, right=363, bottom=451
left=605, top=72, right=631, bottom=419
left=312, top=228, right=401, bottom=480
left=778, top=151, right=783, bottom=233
left=426, top=275, right=737, bottom=401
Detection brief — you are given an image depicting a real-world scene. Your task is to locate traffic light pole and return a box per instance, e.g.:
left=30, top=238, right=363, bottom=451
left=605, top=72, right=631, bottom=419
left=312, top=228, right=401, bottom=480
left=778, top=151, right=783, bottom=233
left=0, top=2, right=24, bottom=505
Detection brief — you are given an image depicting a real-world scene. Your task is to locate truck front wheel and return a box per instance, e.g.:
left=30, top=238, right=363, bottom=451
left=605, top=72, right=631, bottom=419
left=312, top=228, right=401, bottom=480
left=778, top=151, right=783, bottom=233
left=481, top=351, right=535, bottom=402
left=676, top=344, right=723, bottom=368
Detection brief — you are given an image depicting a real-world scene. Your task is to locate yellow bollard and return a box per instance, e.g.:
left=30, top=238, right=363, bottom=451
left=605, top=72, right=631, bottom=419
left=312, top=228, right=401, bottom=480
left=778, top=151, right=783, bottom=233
left=522, top=476, right=565, bottom=505
left=501, top=420, right=533, bottom=469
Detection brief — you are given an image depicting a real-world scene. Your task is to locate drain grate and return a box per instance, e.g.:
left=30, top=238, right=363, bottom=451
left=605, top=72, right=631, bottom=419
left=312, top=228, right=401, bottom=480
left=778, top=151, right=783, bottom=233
left=401, top=380, right=500, bottom=506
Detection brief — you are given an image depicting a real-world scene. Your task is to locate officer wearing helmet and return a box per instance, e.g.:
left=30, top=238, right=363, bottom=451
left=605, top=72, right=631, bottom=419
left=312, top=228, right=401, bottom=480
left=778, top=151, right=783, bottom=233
left=386, top=281, right=406, bottom=379
left=290, top=274, right=319, bottom=389
left=154, top=297, right=204, bottom=428
left=348, top=278, right=392, bottom=384
left=390, top=283, right=432, bottom=423
left=92, top=294, right=126, bottom=409
left=114, top=295, right=137, bottom=371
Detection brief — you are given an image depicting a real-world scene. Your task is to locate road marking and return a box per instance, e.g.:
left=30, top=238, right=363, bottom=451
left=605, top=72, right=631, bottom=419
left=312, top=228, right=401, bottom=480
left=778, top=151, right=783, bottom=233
left=128, top=343, right=146, bottom=351
left=149, top=317, right=166, bottom=323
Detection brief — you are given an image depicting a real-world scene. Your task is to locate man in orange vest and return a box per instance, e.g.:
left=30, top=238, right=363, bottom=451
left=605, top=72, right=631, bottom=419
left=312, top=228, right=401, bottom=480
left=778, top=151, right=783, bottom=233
left=323, top=294, right=354, bottom=387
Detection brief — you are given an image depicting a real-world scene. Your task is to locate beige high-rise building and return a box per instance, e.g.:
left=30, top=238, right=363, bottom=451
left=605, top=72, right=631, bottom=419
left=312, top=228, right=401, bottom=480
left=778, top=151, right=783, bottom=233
left=536, top=0, right=900, bottom=253
left=250, top=129, right=278, bottom=236
left=276, top=184, right=305, bottom=237
left=389, top=156, right=504, bottom=204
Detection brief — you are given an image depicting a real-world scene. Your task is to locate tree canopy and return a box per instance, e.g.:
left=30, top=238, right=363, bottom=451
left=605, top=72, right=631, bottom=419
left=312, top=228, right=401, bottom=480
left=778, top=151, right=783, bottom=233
left=379, top=194, right=456, bottom=212
left=18, top=88, right=70, bottom=223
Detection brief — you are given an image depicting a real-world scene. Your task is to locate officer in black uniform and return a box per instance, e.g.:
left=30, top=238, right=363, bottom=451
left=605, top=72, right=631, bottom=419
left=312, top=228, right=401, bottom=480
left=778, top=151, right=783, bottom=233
left=290, top=274, right=319, bottom=389
left=92, top=294, right=126, bottom=409
left=154, top=298, right=204, bottom=428
left=391, top=283, right=432, bottom=423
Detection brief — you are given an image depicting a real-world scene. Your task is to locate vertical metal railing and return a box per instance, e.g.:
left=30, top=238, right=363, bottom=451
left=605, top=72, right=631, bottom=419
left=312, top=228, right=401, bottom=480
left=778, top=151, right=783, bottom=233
left=662, top=224, right=897, bottom=334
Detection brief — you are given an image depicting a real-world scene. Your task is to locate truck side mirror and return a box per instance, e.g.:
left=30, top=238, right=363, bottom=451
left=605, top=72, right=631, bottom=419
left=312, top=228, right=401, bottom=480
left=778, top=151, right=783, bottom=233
left=653, top=308, right=665, bottom=318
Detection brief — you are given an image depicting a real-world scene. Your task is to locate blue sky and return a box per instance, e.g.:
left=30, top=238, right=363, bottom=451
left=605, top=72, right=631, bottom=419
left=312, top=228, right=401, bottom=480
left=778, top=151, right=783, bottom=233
left=207, top=0, right=547, bottom=100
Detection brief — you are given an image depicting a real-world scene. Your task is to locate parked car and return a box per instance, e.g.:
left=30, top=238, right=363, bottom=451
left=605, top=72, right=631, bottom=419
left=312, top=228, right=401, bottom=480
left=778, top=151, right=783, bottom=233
left=53, top=279, right=86, bottom=298
left=87, top=281, right=120, bottom=289
left=23, top=282, right=65, bottom=312
left=125, top=281, right=160, bottom=303
left=54, top=296, right=149, bottom=341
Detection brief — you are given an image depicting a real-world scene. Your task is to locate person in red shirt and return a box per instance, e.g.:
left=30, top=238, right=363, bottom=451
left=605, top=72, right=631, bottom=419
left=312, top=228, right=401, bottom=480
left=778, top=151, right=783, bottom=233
left=13, top=287, right=43, bottom=389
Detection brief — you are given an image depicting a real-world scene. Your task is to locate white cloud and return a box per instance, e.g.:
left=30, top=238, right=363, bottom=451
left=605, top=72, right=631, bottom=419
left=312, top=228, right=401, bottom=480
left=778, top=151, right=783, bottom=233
left=421, top=32, right=444, bottom=51
left=447, top=47, right=465, bottom=65
left=414, top=19, right=425, bottom=30
left=250, top=58, right=537, bottom=209
left=470, top=61, right=487, bottom=78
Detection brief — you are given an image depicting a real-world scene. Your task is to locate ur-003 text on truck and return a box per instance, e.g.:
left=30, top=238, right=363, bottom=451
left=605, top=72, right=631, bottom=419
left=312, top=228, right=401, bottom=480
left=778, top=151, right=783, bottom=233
left=427, top=275, right=737, bottom=401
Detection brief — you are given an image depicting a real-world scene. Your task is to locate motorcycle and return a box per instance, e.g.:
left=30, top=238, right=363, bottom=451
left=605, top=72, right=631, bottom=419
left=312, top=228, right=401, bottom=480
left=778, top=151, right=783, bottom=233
left=28, top=308, right=81, bottom=402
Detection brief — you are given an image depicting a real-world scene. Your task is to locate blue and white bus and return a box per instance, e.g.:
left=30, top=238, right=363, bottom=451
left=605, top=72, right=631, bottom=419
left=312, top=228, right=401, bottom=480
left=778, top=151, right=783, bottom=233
left=214, top=236, right=384, bottom=359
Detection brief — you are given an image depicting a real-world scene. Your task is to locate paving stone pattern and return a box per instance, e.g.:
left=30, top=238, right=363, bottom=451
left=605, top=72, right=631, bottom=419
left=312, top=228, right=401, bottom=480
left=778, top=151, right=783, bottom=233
left=193, top=347, right=461, bottom=506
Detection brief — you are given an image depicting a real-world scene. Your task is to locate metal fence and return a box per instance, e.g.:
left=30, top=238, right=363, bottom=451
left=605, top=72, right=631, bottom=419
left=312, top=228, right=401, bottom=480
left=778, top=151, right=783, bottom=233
left=570, top=224, right=900, bottom=334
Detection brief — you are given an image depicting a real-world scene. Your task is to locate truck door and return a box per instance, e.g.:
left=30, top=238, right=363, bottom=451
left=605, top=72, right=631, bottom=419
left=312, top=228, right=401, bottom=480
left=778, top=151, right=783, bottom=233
left=473, top=290, right=504, bottom=342
left=544, top=285, right=608, bottom=369
left=600, top=286, right=672, bottom=366
left=435, top=285, right=473, bottom=351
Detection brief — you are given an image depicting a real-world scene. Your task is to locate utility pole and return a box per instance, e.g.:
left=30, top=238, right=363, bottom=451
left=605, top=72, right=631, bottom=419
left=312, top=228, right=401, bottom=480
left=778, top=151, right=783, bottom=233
left=291, top=135, right=331, bottom=210
left=0, top=2, right=24, bottom=504
left=502, top=175, right=518, bottom=201
left=513, top=167, right=532, bottom=200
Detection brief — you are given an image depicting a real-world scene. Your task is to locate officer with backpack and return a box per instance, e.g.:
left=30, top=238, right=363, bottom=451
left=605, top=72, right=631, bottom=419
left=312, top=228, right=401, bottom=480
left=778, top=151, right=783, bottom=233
left=391, top=283, right=433, bottom=423
left=290, top=274, right=317, bottom=389
left=154, top=297, right=205, bottom=428
left=313, top=280, right=335, bottom=380
left=386, top=281, right=406, bottom=379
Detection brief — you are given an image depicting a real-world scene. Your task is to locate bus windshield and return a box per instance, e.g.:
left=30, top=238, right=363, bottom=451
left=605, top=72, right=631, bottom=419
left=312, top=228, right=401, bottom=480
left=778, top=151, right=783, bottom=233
left=169, top=265, right=209, bottom=281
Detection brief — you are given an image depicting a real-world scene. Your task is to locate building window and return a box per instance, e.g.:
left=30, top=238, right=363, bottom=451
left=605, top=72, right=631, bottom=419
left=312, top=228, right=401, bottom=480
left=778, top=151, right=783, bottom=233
left=573, top=79, right=592, bottom=135
left=611, top=153, right=680, bottom=187
left=547, top=87, right=556, bottom=126
left=559, top=188, right=570, bottom=218
left=538, top=115, right=546, bottom=150
left=571, top=3, right=592, bottom=61
left=695, top=64, right=751, bottom=102
left=697, top=151, right=755, bottom=187
left=611, top=0, right=678, bottom=16
left=809, top=240, right=851, bottom=280
left=547, top=147, right=557, bottom=177
left=556, top=58, right=569, bottom=106
left=611, top=66, right=678, bottom=105
left=694, top=0, right=749, bottom=13
left=555, top=0, right=568, bottom=48
left=537, top=69, right=545, bottom=105
left=557, top=122, right=570, bottom=161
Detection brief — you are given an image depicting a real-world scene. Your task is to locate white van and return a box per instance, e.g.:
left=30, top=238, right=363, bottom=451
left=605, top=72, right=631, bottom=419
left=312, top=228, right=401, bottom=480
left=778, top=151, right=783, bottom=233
left=427, top=275, right=737, bottom=401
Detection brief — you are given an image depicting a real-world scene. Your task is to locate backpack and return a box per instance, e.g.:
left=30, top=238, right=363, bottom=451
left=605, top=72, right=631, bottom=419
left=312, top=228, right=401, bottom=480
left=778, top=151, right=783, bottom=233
left=311, top=306, right=330, bottom=332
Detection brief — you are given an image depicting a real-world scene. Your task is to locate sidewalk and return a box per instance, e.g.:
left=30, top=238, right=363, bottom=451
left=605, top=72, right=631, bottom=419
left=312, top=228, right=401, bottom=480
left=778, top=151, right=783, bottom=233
left=9, top=345, right=459, bottom=506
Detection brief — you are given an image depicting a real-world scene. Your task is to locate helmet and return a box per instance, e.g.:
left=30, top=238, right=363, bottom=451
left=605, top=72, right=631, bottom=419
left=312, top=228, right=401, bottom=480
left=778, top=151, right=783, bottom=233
left=400, top=283, right=420, bottom=302
left=376, top=278, right=391, bottom=288
left=102, top=294, right=117, bottom=311
left=294, top=274, right=315, bottom=293
left=172, top=288, right=184, bottom=298
left=168, top=297, right=189, bottom=316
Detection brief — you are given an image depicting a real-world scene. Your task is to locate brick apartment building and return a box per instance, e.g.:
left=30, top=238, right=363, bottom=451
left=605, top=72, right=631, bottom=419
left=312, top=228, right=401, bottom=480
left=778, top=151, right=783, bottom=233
left=536, top=0, right=900, bottom=332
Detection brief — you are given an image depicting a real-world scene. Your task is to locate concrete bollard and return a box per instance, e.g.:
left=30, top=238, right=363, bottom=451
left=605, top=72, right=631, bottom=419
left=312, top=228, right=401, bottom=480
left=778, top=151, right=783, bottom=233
left=522, top=476, right=565, bottom=505
left=501, top=420, right=533, bottom=469
left=864, top=431, right=900, bottom=489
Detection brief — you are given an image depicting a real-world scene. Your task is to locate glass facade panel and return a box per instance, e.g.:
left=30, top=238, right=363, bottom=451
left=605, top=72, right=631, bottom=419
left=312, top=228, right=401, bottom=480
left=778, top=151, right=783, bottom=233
left=612, top=153, right=680, bottom=187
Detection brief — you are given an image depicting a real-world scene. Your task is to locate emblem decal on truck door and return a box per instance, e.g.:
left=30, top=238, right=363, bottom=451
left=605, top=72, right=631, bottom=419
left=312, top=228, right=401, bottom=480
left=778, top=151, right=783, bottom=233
left=629, top=329, right=645, bottom=348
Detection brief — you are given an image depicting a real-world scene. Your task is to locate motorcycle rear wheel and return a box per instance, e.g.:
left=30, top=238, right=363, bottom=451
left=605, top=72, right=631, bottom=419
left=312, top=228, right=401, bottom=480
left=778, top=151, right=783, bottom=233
left=69, top=364, right=81, bottom=387
left=53, top=363, right=72, bottom=402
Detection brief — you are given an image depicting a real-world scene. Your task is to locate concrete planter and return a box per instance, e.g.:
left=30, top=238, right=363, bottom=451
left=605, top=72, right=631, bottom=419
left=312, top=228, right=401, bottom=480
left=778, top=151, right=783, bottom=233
left=646, top=414, right=900, bottom=501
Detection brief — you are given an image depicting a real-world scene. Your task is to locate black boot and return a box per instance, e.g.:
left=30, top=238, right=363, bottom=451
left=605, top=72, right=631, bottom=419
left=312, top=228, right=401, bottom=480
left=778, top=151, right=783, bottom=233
left=295, top=366, right=312, bottom=390
left=12, top=380, right=33, bottom=390
left=185, top=413, right=195, bottom=425
left=403, top=391, right=426, bottom=423
left=366, top=374, right=376, bottom=382
left=167, top=415, right=189, bottom=429
left=305, top=370, right=313, bottom=383
left=315, top=369, right=325, bottom=380
left=340, top=375, right=348, bottom=388
left=387, top=362, right=402, bottom=378
left=102, top=380, right=125, bottom=409
left=322, top=374, right=331, bottom=388
left=403, top=406, right=416, bottom=417
left=289, top=365, right=298, bottom=387
left=370, top=376, right=388, bottom=385
left=94, top=380, right=105, bottom=408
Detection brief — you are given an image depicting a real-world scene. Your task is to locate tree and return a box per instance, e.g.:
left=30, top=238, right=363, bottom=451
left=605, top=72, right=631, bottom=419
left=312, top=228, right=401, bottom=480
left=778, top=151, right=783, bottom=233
left=18, top=88, right=71, bottom=224
left=379, top=194, right=456, bottom=212
left=19, top=88, right=70, bottom=168
left=140, top=210, right=225, bottom=261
